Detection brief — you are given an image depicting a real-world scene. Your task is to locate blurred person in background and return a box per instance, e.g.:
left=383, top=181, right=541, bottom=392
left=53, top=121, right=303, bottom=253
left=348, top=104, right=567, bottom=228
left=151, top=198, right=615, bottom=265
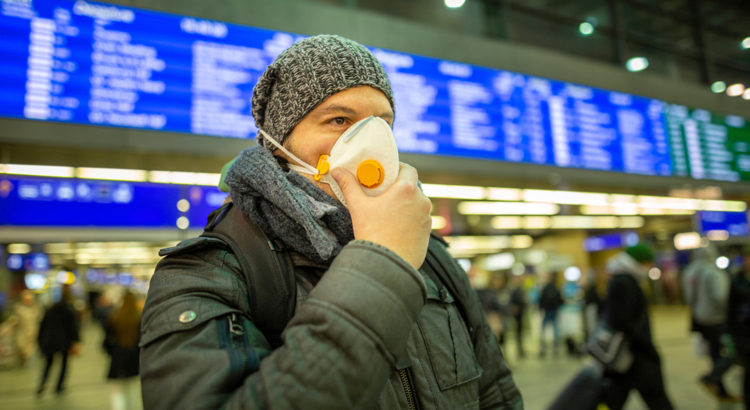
left=7, top=290, right=42, bottom=366
left=478, top=273, right=509, bottom=346
left=602, top=245, right=674, bottom=410
left=724, top=245, right=750, bottom=408
left=37, top=284, right=80, bottom=396
left=93, top=293, right=115, bottom=331
left=682, top=245, right=734, bottom=401
left=105, top=292, right=142, bottom=410
left=509, top=274, right=527, bottom=358
left=539, top=271, right=563, bottom=357
left=139, top=35, right=522, bottom=410
left=582, top=274, right=601, bottom=341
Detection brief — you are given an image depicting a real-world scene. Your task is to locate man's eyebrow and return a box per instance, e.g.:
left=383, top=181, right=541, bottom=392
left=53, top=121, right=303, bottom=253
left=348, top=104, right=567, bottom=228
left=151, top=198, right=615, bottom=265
left=316, top=104, right=358, bottom=116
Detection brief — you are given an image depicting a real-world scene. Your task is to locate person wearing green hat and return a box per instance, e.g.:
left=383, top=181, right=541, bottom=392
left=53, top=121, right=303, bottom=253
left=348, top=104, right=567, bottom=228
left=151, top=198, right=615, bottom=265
left=601, top=245, right=674, bottom=410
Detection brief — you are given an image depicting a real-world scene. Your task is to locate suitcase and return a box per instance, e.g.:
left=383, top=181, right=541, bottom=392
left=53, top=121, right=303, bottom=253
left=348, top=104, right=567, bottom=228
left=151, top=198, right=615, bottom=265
left=547, top=365, right=607, bottom=410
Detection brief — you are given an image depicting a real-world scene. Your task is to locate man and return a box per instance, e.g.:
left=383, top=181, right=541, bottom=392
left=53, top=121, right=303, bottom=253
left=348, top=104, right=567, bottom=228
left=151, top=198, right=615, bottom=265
left=139, top=35, right=522, bottom=409
left=602, top=246, right=674, bottom=410
left=682, top=245, right=733, bottom=400
left=725, top=246, right=750, bottom=408
left=37, top=284, right=80, bottom=396
left=539, top=272, right=562, bottom=357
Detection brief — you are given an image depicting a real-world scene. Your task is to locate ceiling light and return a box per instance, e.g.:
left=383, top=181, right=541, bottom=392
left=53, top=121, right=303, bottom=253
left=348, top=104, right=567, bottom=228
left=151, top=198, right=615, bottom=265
left=177, top=199, right=190, bottom=212
left=457, top=258, right=471, bottom=272
left=742, top=37, right=750, bottom=50
left=674, top=232, right=702, bottom=250
left=744, top=89, right=750, bottom=100
left=579, top=22, right=594, bottom=35
left=176, top=216, right=190, bottom=230
left=626, top=57, right=649, bottom=72
left=431, top=215, right=447, bottom=230
left=524, top=189, right=609, bottom=205
left=421, top=184, right=486, bottom=199
left=76, top=167, right=147, bottom=182
left=444, top=0, right=466, bottom=8
left=491, top=216, right=522, bottom=229
left=524, top=216, right=552, bottom=229
left=716, top=256, right=730, bottom=269
left=706, top=230, right=729, bottom=241
left=149, top=171, right=221, bottom=186
left=484, top=253, right=515, bottom=271
left=711, top=81, right=727, bottom=93
left=619, top=216, right=645, bottom=228
left=445, top=235, right=511, bottom=251
left=0, top=164, right=74, bottom=178
left=8, top=243, right=32, bottom=254
left=458, top=202, right=559, bottom=215
left=727, top=83, right=745, bottom=97
left=511, top=235, right=533, bottom=248
left=551, top=216, right=620, bottom=229
left=580, top=205, right=639, bottom=215
left=486, top=187, right=522, bottom=201
left=564, top=266, right=582, bottom=281
left=648, top=268, right=661, bottom=280
left=700, top=200, right=747, bottom=212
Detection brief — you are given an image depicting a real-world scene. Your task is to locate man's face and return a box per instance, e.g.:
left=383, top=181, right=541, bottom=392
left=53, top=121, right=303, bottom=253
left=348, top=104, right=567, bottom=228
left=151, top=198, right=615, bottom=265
left=278, top=85, right=394, bottom=200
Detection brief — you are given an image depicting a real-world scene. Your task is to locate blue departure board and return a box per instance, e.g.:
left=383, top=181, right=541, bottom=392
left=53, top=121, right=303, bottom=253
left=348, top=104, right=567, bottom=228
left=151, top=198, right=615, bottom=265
left=0, top=0, right=678, bottom=176
left=0, top=175, right=227, bottom=228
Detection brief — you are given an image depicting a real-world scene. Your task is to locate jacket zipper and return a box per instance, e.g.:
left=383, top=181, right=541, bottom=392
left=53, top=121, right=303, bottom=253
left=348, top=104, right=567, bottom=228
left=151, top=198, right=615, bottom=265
left=398, top=369, right=417, bottom=410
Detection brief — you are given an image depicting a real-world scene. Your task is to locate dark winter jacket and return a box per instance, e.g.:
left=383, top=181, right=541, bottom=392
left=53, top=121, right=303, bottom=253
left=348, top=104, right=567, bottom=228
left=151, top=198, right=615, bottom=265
left=139, top=227, right=523, bottom=409
left=38, top=300, right=79, bottom=356
left=539, top=283, right=563, bottom=312
left=604, top=252, right=659, bottom=362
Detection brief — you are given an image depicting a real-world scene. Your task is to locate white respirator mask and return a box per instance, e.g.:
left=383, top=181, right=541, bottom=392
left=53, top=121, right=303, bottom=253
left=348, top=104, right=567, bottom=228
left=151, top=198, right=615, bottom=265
left=261, top=116, right=399, bottom=207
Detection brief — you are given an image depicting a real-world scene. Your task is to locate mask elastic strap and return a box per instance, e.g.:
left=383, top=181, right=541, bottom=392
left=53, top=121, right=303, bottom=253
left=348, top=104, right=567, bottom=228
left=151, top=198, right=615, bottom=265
left=260, top=129, right=320, bottom=177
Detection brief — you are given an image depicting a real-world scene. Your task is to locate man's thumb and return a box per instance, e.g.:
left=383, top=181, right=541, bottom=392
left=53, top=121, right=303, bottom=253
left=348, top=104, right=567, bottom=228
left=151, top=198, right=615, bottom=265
left=332, top=168, right=365, bottom=201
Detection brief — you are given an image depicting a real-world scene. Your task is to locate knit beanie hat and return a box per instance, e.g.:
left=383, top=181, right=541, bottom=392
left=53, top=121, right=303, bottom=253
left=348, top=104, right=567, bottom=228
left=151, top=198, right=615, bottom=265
left=625, top=245, right=655, bottom=264
left=251, top=34, right=395, bottom=150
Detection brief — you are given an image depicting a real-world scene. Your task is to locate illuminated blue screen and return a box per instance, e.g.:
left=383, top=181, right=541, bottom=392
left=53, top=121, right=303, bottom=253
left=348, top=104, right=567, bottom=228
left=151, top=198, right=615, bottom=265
left=0, top=176, right=227, bottom=227
left=698, top=211, right=749, bottom=237
left=0, top=0, right=675, bottom=176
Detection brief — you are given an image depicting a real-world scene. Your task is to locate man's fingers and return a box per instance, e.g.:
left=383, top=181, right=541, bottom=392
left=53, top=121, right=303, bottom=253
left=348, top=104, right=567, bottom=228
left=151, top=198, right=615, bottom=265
left=332, top=168, right=366, bottom=202
left=397, top=163, right=419, bottom=185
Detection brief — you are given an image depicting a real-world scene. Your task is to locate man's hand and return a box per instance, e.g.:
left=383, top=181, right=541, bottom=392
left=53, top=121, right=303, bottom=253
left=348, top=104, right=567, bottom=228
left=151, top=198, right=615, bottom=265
left=333, top=163, right=432, bottom=270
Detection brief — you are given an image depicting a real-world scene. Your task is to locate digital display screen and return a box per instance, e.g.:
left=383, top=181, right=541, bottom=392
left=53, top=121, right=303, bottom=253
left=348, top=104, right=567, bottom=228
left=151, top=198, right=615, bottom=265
left=0, top=175, right=225, bottom=228
left=665, top=106, right=750, bottom=182
left=0, top=0, right=688, bottom=178
left=697, top=211, right=750, bottom=237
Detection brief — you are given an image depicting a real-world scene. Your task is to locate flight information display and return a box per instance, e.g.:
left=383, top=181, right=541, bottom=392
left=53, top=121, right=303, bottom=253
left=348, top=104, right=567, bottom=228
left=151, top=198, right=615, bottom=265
left=0, top=0, right=743, bottom=180
left=665, top=106, right=750, bottom=182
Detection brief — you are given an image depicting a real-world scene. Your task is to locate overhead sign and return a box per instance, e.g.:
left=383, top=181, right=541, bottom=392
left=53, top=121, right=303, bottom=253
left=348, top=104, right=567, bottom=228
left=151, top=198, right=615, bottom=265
left=0, top=175, right=224, bottom=228
left=1, top=0, right=722, bottom=179
left=697, top=211, right=749, bottom=237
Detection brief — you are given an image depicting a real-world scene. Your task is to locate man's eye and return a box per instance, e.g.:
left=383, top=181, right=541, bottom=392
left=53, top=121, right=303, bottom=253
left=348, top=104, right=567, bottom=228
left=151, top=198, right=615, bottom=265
left=330, top=117, right=346, bottom=125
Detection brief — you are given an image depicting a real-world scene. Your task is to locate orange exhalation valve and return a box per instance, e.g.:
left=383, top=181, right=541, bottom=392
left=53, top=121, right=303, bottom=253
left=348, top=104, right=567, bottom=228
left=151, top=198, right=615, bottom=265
left=356, top=160, right=385, bottom=188
left=315, top=155, right=330, bottom=181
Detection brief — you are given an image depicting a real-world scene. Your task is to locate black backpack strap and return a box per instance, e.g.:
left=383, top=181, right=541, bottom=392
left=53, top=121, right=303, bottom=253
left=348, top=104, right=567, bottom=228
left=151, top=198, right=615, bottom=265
left=201, top=203, right=296, bottom=349
left=422, top=234, right=477, bottom=341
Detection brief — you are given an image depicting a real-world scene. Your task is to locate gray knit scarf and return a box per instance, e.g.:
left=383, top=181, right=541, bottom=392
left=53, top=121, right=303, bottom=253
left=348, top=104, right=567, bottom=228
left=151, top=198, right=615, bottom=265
left=224, top=145, right=354, bottom=264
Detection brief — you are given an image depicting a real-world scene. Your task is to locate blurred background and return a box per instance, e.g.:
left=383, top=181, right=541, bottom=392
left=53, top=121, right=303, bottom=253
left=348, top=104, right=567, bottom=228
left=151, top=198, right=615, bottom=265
left=0, top=0, right=749, bottom=409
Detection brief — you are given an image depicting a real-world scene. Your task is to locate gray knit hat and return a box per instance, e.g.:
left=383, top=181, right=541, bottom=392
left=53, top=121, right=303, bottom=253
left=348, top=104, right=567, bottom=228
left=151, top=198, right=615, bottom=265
left=252, top=35, right=395, bottom=150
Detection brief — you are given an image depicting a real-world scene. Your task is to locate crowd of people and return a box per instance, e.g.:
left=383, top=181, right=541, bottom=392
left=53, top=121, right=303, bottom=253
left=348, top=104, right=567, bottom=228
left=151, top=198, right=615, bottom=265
left=1, top=285, right=142, bottom=410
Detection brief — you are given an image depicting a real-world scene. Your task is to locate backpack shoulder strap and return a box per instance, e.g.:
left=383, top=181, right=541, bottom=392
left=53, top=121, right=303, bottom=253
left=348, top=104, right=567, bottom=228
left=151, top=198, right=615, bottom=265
left=201, top=203, right=297, bottom=349
left=422, top=233, right=477, bottom=341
